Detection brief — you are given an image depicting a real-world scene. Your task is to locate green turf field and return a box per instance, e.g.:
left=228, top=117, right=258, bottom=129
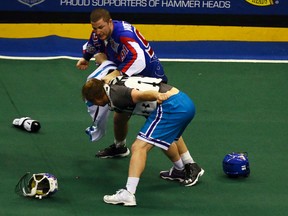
left=0, top=59, right=287, bottom=216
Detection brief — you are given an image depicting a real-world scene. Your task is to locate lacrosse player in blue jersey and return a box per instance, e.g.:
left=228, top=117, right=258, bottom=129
left=76, top=8, right=168, bottom=159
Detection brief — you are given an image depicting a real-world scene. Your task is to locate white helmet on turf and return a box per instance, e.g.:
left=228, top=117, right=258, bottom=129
left=15, top=172, right=58, bottom=199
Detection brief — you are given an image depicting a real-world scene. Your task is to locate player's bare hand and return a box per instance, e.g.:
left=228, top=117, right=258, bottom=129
left=76, top=58, right=89, bottom=70
left=157, top=93, right=169, bottom=104
left=102, top=70, right=121, bottom=84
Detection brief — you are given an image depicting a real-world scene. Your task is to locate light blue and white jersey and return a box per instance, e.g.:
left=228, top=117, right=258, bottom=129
left=85, top=60, right=116, bottom=142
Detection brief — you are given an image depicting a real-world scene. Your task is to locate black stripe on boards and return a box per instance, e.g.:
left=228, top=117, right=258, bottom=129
left=1, top=11, right=288, bottom=27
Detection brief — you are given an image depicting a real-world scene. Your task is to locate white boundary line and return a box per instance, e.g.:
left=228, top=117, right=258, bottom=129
left=0, top=55, right=78, bottom=60
left=160, top=59, right=288, bottom=63
left=1, top=55, right=288, bottom=63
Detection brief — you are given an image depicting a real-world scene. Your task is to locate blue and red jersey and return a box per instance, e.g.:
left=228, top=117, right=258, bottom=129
left=83, top=20, right=167, bottom=82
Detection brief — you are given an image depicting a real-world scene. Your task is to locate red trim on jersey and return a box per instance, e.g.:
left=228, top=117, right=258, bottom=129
left=119, top=36, right=138, bottom=73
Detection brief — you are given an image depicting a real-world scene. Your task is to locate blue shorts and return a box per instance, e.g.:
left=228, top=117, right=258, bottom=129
left=137, top=91, right=195, bottom=150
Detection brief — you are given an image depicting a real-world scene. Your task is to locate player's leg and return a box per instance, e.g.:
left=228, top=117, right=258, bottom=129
left=103, top=139, right=153, bottom=206
left=174, top=136, right=205, bottom=186
left=96, top=112, right=131, bottom=158
left=158, top=91, right=204, bottom=185
left=160, top=137, right=204, bottom=184
left=159, top=142, right=186, bottom=182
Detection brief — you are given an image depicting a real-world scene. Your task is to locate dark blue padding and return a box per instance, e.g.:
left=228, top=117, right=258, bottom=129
left=1, top=35, right=288, bottom=60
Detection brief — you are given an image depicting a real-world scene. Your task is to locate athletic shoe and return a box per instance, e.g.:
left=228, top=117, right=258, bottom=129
left=159, top=167, right=185, bottom=182
left=95, top=144, right=130, bottom=158
left=183, top=163, right=205, bottom=187
left=103, top=189, right=136, bottom=206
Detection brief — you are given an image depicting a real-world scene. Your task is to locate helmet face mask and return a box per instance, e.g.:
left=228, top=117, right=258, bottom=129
left=15, top=172, right=58, bottom=199
left=223, top=152, right=250, bottom=177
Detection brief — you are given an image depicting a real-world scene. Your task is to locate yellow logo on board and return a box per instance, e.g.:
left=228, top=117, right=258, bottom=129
left=245, top=0, right=274, bottom=6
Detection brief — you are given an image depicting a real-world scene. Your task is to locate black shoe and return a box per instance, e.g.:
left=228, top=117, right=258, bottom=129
left=183, top=163, right=204, bottom=187
left=96, top=144, right=130, bottom=158
left=159, top=167, right=185, bottom=182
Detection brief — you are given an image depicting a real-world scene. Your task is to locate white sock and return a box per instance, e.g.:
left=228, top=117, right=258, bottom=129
left=173, top=158, right=184, bottom=170
left=114, top=138, right=126, bottom=148
left=181, top=151, right=195, bottom=165
left=126, top=177, right=140, bottom=194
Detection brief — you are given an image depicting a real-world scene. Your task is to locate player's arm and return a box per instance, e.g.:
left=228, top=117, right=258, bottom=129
left=131, top=87, right=179, bottom=104
left=76, top=58, right=89, bottom=70
left=76, top=32, right=103, bottom=70
left=102, top=69, right=121, bottom=84
left=95, top=52, right=108, bottom=65
left=76, top=40, right=94, bottom=70
left=116, top=28, right=146, bottom=76
left=131, top=89, right=169, bottom=104
left=118, top=40, right=145, bottom=76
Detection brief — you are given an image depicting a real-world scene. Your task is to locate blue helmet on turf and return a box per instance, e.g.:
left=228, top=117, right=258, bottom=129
left=223, top=152, right=250, bottom=177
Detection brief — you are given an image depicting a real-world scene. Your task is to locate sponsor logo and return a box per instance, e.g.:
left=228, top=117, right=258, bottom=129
left=245, top=0, right=276, bottom=6
left=18, top=0, right=45, bottom=8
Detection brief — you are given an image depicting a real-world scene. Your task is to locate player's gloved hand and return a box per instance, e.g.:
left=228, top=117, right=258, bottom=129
left=13, top=117, right=41, bottom=132
left=85, top=125, right=105, bottom=142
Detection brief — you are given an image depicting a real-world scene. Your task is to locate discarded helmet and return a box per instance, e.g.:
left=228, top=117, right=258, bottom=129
left=223, top=152, right=250, bottom=177
left=15, top=172, right=58, bottom=199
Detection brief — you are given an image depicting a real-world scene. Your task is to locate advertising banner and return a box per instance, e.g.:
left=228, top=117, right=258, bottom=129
left=0, top=0, right=287, bottom=15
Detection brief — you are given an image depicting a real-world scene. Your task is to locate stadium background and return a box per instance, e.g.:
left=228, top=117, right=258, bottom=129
left=1, top=0, right=288, bottom=59
left=1, top=0, right=288, bottom=215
